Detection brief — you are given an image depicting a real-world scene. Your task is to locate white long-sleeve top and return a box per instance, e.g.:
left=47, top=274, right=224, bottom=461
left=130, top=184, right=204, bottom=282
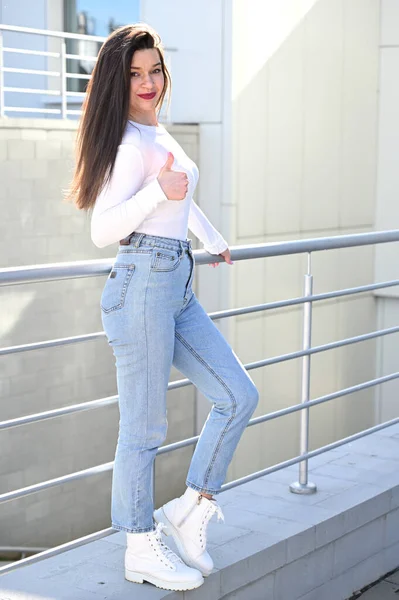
left=90, top=120, right=228, bottom=254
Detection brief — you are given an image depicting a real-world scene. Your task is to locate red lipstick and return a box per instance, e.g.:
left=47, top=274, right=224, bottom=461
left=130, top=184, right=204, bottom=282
left=138, top=92, right=156, bottom=100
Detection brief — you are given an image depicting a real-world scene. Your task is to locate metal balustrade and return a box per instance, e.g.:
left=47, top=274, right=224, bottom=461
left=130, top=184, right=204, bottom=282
left=0, top=24, right=176, bottom=120
left=1, top=229, right=399, bottom=574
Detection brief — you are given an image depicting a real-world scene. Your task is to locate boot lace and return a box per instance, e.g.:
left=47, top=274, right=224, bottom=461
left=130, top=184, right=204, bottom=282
left=199, top=502, right=225, bottom=550
left=152, top=521, right=184, bottom=567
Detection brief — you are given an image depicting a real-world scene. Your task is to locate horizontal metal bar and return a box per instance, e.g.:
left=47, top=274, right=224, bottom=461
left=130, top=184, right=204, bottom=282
left=2, top=232, right=399, bottom=286
left=4, top=47, right=60, bottom=58
left=66, top=109, right=82, bottom=115
left=1, top=321, right=398, bottom=383
left=0, top=24, right=178, bottom=50
left=209, top=278, right=399, bottom=321
left=65, top=91, right=86, bottom=97
left=0, top=258, right=113, bottom=286
left=221, top=415, right=399, bottom=492
left=4, top=87, right=61, bottom=95
left=3, top=67, right=60, bottom=77
left=0, top=331, right=105, bottom=356
left=66, top=72, right=91, bottom=80
left=0, top=395, right=118, bottom=431
left=246, top=325, right=399, bottom=371
left=66, top=53, right=97, bottom=62
left=0, top=527, right=114, bottom=575
left=0, top=376, right=193, bottom=429
left=159, top=372, right=399, bottom=454
left=247, top=371, right=399, bottom=428
left=0, top=462, right=114, bottom=504
left=228, top=230, right=399, bottom=260
left=0, top=23, right=108, bottom=43
left=4, top=107, right=61, bottom=114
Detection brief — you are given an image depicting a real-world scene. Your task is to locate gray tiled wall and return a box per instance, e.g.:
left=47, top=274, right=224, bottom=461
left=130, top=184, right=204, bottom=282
left=0, top=119, right=199, bottom=550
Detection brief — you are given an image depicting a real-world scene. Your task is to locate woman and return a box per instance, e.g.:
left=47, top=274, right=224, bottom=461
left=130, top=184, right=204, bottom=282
left=69, top=23, right=259, bottom=592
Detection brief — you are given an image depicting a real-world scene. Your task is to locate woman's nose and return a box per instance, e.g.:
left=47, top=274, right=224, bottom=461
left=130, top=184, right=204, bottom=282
left=142, top=73, right=154, bottom=85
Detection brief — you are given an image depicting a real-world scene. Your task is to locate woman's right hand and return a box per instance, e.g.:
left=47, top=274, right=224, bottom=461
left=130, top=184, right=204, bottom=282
left=157, top=152, right=189, bottom=201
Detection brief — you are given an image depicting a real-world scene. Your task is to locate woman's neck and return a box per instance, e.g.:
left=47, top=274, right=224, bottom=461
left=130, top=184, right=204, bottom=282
left=128, top=112, right=158, bottom=126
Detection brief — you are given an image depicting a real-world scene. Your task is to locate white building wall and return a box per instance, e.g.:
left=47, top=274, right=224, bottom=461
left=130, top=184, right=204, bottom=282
left=141, top=0, right=224, bottom=124
left=374, top=0, right=399, bottom=423
left=226, top=0, right=380, bottom=482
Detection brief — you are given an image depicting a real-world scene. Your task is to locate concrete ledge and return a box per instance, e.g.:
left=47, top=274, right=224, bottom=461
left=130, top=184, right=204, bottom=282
left=1, top=425, right=399, bottom=599
left=0, top=117, right=199, bottom=134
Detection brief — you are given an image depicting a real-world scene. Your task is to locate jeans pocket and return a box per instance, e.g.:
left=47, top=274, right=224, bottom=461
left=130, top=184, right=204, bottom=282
left=101, top=264, right=136, bottom=313
left=150, top=247, right=181, bottom=272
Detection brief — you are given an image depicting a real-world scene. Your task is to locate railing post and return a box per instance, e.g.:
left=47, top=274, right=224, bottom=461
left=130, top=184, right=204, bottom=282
left=290, top=252, right=317, bottom=495
left=60, top=39, right=67, bottom=119
left=0, top=30, right=5, bottom=118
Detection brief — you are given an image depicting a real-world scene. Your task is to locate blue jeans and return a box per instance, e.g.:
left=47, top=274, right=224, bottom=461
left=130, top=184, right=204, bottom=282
left=101, top=232, right=259, bottom=533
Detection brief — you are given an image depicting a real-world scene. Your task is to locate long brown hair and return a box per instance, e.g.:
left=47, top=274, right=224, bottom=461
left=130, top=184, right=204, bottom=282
left=67, top=23, right=171, bottom=211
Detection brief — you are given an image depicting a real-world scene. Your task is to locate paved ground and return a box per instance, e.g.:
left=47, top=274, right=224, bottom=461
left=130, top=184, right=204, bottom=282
left=351, top=567, right=399, bottom=598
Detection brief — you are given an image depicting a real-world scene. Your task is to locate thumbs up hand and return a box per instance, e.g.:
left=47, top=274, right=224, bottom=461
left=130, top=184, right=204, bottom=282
left=157, top=152, right=189, bottom=201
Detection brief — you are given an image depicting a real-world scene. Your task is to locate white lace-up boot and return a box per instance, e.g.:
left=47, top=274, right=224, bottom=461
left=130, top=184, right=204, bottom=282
left=153, top=486, right=225, bottom=576
left=125, top=521, right=204, bottom=591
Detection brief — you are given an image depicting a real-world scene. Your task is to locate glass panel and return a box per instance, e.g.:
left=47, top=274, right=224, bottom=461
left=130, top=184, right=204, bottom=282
left=76, top=0, right=141, bottom=37
left=63, top=0, right=141, bottom=93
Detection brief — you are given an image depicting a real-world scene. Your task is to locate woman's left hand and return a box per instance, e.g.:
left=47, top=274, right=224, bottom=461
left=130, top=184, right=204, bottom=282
left=208, top=247, right=234, bottom=268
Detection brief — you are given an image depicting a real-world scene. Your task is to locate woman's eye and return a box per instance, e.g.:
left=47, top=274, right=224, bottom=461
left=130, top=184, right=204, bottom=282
left=130, top=69, right=162, bottom=77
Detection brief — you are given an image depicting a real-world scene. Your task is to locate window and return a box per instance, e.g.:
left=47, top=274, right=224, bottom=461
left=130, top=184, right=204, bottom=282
left=63, top=0, right=141, bottom=93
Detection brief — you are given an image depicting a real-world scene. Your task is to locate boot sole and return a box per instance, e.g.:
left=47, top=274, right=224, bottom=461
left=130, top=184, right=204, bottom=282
left=153, top=507, right=213, bottom=577
left=125, top=567, right=204, bottom=591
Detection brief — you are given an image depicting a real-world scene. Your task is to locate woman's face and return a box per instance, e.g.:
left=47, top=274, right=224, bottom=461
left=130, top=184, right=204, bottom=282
left=129, top=48, right=165, bottom=120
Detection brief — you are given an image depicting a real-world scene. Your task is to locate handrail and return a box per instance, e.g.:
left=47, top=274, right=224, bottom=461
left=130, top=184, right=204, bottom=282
left=0, top=24, right=108, bottom=43
left=0, top=24, right=177, bottom=119
left=1, top=230, right=399, bottom=575
left=0, top=24, right=179, bottom=47
left=1, top=230, right=399, bottom=286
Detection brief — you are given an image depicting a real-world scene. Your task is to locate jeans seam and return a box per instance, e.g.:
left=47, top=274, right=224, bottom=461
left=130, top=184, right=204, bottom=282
left=112, top=523, right=155, bottom=533
left=132, top=266, right=151, bottom=530
left=185, top=480, right=221, bottom=495
left=175, top=330, right=236, bottom=490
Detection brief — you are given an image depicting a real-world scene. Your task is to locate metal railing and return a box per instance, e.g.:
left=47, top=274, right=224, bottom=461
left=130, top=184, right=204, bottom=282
left=0, top=24, right=176, bottom=120
left=1, top=229, right=399, bottom=575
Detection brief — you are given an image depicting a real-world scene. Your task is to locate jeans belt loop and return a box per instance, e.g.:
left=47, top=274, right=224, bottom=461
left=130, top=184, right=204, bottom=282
left=134, top=233, right=146, bottom=248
